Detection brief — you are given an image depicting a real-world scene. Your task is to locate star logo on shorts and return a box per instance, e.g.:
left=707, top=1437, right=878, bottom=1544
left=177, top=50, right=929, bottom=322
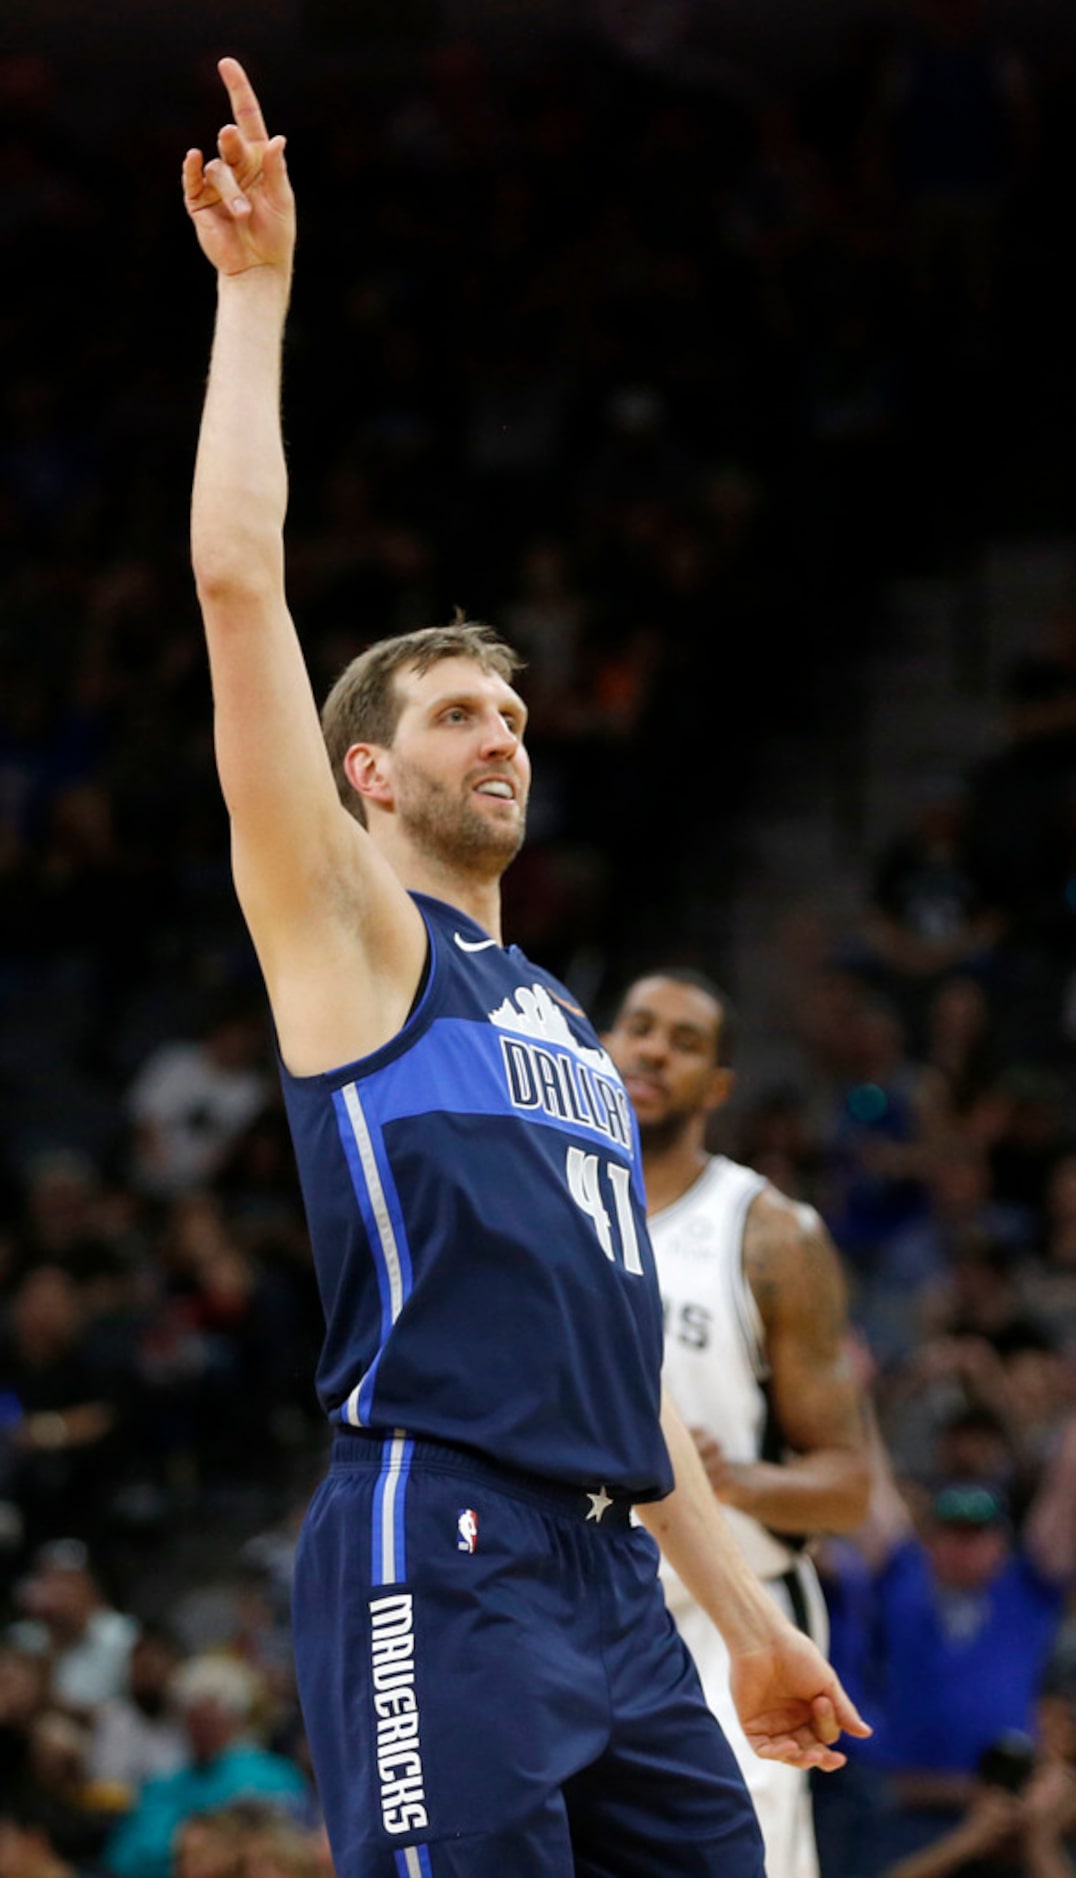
left=586, top=1486, right=613, bottom=1523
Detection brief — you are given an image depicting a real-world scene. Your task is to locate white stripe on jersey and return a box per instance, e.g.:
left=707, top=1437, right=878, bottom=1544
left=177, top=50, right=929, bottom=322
left=340, top=1080, right=405, bottom=1426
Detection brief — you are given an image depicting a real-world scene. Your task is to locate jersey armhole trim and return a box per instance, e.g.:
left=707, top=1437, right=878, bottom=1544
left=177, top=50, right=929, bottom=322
left=730, top=1180, right=769, bottom=1384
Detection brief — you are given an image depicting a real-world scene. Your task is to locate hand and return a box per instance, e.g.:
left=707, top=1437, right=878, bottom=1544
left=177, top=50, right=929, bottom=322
left=960, top=1784, right=1022, bottom=1852
left=691, top=1427, right=749, bottom=1508
left=729, top=1625, right=871, bottom=1772
left=182, top=57, right=294, bottom=278
left=1023, top=1762, right=1076, bottom=1838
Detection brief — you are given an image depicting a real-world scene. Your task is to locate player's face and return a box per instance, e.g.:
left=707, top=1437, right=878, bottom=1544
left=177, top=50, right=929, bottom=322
left=388, top=658, right=531, bottom=873
left=605, top=978, right=730, bottom=1138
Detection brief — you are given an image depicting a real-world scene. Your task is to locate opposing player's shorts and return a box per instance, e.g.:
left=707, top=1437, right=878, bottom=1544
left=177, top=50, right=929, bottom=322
left=667, top=1555, right=829, bottom=1878
left=292, top=1429, right=765, bottom=1877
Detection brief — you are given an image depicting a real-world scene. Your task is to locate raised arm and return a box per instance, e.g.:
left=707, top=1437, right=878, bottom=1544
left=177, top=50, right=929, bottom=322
left=183, top=60, right=424, bottom=1069
left=691, top=1193, right=871, bottom=1536
left=638, top=1390, right=871, bottom=1770
left=1023, top=1409, right=1076, bottom=1586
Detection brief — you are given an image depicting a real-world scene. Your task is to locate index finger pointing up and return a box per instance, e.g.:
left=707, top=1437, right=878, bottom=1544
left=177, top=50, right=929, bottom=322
left=218, top=56, right=269, bottom=144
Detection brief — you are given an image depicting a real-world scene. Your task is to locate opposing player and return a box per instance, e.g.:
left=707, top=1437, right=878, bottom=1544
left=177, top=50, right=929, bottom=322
left=182, top=59, right=870, bottom=1877
left=605, top=968, right=872, bottom=1878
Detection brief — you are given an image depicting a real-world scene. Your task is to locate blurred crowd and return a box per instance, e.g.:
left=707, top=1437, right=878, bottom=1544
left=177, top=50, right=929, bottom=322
left=3, top=1, right=1076, bottom=1872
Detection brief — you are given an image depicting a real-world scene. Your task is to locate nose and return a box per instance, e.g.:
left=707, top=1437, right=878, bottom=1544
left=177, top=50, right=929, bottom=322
left=479, top=709, right=520, bottom=759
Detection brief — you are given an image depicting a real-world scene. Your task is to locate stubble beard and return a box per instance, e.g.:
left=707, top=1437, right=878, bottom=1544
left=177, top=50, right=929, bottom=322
left=636, top=1109, right=694, bottom=1156
left=395, top=760, right=527, bottom=878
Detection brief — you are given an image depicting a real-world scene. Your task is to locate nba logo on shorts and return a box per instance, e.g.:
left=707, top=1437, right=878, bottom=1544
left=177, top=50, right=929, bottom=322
left=457, top=1508, right=478, bottom=1553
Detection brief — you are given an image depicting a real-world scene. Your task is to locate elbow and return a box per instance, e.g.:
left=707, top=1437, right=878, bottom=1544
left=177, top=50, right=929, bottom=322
left=192, top=550, right=283, bottom=613
left=827, top=1453, right=874, bottom=1534
left=191, top=519, right=284, bottom=607
left=194, top=565, right=269, bottom=609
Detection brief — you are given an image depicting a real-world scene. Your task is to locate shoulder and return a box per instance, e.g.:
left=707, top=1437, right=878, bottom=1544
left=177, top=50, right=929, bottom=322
left=742, top=1186, right=849, bottom=1332
left=743, top=1186, right=828, bottom=1282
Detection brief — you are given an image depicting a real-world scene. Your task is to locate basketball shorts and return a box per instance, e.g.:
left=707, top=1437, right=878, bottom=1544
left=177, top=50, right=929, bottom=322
left=292, top=1429, right=765, bottom=1877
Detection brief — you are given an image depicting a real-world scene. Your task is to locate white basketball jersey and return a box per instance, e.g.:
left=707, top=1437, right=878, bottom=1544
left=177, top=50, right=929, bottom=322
left=653, top=1154, right=802, bottom=1594
left=652, top=1155, right=827, bottom=1878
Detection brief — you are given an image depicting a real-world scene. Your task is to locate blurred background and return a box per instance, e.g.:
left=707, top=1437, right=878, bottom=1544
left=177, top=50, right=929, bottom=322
left=2, top=1, right=1076, bottom=1873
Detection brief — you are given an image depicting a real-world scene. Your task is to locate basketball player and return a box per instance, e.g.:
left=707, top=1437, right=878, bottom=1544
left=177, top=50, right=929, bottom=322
left=605, top=969, right=872, bottom=1878
left=181, top=58, right=869, bottom=1878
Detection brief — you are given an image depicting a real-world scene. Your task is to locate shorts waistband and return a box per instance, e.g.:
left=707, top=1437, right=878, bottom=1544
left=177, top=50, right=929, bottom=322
left=330, top=1425, right=634, bottom=1529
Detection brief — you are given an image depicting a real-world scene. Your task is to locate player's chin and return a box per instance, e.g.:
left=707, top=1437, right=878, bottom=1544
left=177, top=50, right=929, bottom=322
left=487, top=814, right=527, bottom=861
left=634, top=1103, right=672, bottom=1137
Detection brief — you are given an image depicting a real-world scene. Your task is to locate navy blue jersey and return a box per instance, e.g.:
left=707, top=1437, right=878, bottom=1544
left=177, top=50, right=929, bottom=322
left=279, top=894, right=672, bottom=1500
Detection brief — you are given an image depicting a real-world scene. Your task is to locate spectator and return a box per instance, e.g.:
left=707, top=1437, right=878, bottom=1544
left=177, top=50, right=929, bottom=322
left=242, top=1813, right=326, bottom=1877
left=859, top=787, right=1001, bottom=1039
left=735, top=1084, right=824, bottom=1203
left=1022, top=1155, right=1076, bottom=1345
left=102, top=1655, right=306, bottom=1878
left=87, top=1623, right=187, bottom=1807
left=840, top=1410, right=1076, bottom=1866
left=125, top=1006, right=270, bottom=1203
left=0, top=1645, right=49, bottom=1810
left=172, top=1801, right=327, bottom=1878
left=133, top=1191, right=298, bottom=1489
left=0, top=1803, right=98, bottom=1878
left=11, top=1540, right=138, bottom=1719
left=173, top=1806, right=250, bottom=1878
left=881, top=1733, right=1074, bottom=1878
left=821, top=994, right=934, bottom=1275
left=0, top=1268, right=123, bottom=1555
left=11, top=1706, right=119, bottom=1868
left=917, top=975, right=1001, bottom=1139
left=861, top=1143, right=1030, bottom=1364
left=984, top=1067, right=1071, bottom=1245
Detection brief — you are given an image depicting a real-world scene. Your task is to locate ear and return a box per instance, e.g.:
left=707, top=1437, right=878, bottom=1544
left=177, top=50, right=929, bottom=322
left=343, top=742, right=393, bottom=810
left=705, top=1067, right=735, bottom=1115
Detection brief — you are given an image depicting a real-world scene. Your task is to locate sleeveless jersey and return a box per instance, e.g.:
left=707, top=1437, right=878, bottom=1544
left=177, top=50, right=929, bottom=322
left=652, top=1155, right=802, bottom=1584
left=279, top=893, right=672, bottom=1499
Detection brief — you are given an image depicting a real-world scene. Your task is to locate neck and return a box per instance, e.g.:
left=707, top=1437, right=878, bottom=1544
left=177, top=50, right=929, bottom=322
left=373, top=828, right=505, bottom=944
left=643, top=1134, right=712, bottom=1218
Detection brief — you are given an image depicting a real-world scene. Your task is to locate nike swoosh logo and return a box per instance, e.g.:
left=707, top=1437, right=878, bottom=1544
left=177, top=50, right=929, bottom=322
left=454, top=932, right=498, bottom=953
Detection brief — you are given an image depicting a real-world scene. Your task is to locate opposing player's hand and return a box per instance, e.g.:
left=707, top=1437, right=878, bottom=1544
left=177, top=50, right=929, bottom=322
left=730, top=1626, right=871, bottom=1773
left=183, top=58, right=294, bottom=278
left=691, top=1427, right=746, bottom=1506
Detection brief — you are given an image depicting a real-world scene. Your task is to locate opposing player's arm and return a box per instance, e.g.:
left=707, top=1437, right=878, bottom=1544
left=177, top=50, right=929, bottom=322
left=706, top=1191, right=870, bottom=1535
left=640, top=1391, right=871, bottom=1769
left=185, top=61, right=424, bottom=1056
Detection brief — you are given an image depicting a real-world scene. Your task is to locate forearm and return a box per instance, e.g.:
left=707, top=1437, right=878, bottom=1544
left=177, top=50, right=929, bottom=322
left=884, top=1822, right=992, bottom=1878
left=1024, top=1412, right=1076, bottom=1584
left=891, top=1772, right=977, bottom=1813
left=720, top=1448, right=871, bottom=1535
left=1027, top=1832, right=1075, bottom=1878
left=639, top=1392, right=790, bottom=1653
left=191, top=267, right=291, bottom=595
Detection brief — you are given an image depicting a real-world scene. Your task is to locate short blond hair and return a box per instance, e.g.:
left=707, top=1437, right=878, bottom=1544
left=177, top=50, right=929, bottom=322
left=320, top=617, right=523, bottom=826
